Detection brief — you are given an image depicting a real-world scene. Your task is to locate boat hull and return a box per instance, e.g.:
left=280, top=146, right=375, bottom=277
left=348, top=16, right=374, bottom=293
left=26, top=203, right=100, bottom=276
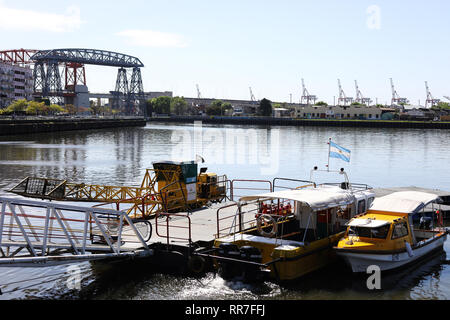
left=336, top=233, right=447, bottom=273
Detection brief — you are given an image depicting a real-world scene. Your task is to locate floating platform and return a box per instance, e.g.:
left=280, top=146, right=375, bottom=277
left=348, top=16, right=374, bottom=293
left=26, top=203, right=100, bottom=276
left=1, top=185, right=448, bottom=272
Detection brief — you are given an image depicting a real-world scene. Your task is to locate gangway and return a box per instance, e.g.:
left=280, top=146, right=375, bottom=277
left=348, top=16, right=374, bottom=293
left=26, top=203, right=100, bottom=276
left=0, top=197, right=153, bottom=267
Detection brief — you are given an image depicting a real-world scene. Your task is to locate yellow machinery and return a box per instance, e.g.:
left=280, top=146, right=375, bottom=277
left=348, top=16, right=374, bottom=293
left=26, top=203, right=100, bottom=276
left=9, top=160, right=227, bottom=219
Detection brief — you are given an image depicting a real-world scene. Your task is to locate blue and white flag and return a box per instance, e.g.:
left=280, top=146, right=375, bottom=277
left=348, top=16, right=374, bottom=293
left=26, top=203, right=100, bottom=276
left=329, top=141, right=351, bottom=163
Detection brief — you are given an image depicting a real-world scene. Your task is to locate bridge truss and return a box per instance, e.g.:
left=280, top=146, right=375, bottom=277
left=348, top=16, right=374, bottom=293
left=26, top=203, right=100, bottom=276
left=31, top=48, right=146, bottom=115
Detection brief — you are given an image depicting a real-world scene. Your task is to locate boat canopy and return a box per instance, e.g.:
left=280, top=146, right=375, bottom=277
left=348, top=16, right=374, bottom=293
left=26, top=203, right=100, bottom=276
left=347, top=218, right=390, bottom=228
left=239, top=186, right=355, bottom=212
left=369, top=191, right=442, bottom=215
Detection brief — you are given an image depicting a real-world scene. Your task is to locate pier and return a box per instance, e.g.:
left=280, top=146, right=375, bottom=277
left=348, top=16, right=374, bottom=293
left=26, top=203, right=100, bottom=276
left=0, top=117, right=146, bottom=136
left=1, top=184, right=448, bottom=270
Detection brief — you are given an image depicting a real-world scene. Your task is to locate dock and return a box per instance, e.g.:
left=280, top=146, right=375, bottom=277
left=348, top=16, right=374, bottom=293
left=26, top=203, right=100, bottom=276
left=0, top=185, right=448, bottom=271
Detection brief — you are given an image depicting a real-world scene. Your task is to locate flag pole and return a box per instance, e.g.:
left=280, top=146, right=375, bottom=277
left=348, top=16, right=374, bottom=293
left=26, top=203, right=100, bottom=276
left=327, top=138, right=331, bottom=172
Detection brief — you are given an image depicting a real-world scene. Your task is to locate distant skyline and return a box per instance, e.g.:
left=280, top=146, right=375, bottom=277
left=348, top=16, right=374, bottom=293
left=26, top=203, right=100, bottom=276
left=1, top=0, right=449, bottom=105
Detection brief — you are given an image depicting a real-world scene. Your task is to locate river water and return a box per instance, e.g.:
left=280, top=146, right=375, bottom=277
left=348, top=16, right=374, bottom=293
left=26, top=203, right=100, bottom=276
left=0, top=121, right=449, bottom=300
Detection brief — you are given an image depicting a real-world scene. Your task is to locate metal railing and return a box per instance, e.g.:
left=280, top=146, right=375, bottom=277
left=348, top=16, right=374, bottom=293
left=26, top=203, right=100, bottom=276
left=155, top=212, right=192, bottom=247
left=229, top=179, right=273, bottom=201
left=0, top=197, right=151, bottom=266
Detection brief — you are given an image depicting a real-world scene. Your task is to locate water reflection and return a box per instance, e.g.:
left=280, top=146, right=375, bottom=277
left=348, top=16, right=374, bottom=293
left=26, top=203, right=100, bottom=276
left=0, top=123, right=449, bottom=300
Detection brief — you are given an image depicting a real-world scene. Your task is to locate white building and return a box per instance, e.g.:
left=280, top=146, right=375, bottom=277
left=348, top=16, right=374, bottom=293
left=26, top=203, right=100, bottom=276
left=0, top=62, right=33, bottom=108
left=294, top=104, right=382, bottom=120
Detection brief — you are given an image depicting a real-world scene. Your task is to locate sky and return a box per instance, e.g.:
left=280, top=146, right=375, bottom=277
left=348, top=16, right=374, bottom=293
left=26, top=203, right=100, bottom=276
left=1, top=0, right=449, bottom=105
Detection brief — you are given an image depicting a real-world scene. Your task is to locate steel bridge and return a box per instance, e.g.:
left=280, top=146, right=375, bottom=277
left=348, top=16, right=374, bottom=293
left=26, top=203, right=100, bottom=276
left=31, top=48, right=146, bottom=115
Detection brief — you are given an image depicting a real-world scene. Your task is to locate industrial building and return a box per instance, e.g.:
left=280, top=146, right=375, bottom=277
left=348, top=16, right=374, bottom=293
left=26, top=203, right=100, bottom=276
left=0, top=61, right=33, bottom=108
left=294, top=104, right=382, bottom=120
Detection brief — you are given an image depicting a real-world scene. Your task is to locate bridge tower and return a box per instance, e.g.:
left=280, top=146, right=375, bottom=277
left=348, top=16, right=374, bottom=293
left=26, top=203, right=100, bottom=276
left=129, top=67, right=145, bottom=114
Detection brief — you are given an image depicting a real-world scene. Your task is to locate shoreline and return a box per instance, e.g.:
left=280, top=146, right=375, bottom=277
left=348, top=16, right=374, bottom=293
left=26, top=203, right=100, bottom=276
left=147, top=116, right=450, bottom=129
left=0, top=117, right=146, bottom=136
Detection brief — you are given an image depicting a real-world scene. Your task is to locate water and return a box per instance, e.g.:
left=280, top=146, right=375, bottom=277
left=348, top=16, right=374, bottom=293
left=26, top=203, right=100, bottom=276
left=0, top=122, right=449, bottom=300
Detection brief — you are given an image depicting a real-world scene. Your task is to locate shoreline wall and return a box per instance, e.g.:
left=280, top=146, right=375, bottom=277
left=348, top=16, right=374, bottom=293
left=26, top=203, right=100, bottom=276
left=0, top=118, right=147, bottom=135
left=147, top=116, right=450, bottom=129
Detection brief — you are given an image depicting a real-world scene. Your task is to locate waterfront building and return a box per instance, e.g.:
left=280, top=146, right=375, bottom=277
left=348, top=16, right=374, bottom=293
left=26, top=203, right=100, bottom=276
left=294, top=104, right=382, bottom=120
left=0, top=62, right=33, bottom=108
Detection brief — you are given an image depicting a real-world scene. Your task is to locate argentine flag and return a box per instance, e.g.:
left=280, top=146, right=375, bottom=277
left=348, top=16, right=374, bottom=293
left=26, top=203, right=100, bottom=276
left=329, top=141, right=351, bottom=163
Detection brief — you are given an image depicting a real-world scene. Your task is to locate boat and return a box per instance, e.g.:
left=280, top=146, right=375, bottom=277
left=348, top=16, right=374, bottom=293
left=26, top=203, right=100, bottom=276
left=207, top=168, right=375, bottom=282
left=335, top=191, right=449, bottom=273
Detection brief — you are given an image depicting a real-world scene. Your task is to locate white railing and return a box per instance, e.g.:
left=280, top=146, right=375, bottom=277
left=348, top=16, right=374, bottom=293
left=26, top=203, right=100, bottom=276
left=0, top=197, right=151, bottom=265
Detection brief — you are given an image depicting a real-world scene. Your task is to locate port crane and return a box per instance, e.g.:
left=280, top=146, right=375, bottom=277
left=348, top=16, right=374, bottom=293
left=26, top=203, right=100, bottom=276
left=337, top=79, right=354, bottom=106
left=300, top=79, right=317, bottom=105
left=196, top=84, right=202, bottom=99
left=354, top=80, right=372, bottom=106
left=425, top=81, right=440, bottom=108
left=249, top=87, right=257, bottom=102
left=390, top=78, right=409, bottom=106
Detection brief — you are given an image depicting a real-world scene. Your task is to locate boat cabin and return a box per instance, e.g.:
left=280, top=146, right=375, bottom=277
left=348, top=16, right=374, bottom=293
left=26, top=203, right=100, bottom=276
left=336, top=191, right=448, bottom=273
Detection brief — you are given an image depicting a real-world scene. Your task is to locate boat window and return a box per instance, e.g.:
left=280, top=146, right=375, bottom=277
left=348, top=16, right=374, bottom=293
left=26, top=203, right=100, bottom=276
left=348, top=225, right=390, bottom=239
left=392, top=222, right=409, bottom=239
left=357, top=200, right=366, bottom=214
left=367, top=197, right=374, bottom=208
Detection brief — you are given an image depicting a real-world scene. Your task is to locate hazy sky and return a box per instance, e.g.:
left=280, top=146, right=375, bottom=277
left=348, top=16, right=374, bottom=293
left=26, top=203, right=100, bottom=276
left=1, top=0, right=449, bottom=105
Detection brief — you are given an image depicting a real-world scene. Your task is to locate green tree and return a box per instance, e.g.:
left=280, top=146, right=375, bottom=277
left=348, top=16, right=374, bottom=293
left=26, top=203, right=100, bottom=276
left=6, top=99, right=28, bottom=113
left=206, top=104, right=222, bottom=116
left=89, top=101, right=105, bottom=115
left=435, top=102, right=450, bottom=110
left=49, top=104, right=65, bottom=114
left=206, top=100, right=225, bottom=116
left=25, top=101, right=46, bottom=115
left=151, top=96, right=171, bottom=114
left=315, top=101, right=328, bottom=107
left=65, top=104, right=77, bottom=115
left=258, top=98, right=272, bottom=117
left=170, top=96, right=188, bottom=115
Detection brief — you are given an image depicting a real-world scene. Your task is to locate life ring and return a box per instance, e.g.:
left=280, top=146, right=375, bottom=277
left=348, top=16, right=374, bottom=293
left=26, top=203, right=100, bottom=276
left=256, top=214, right=278, bottom=238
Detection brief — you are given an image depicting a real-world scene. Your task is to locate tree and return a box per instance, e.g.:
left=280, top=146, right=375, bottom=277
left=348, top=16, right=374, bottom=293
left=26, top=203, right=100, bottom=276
left=258, top=98, right=272, bottom=117
left=65, top=104, right=77, bottom=115
left=170, top=96, right=188, bottom=115
left=151, top=96, right=171, bottom=114
left=434, top=102, right=450, bottom=110
left=25, top=101, right=46, bottom=115
left=206, top=104, right=222, bottom=116
left=6, top=99, right=28, bottom=114
left=315, top=101, right=328, bottom=107
left=89, top=101, right=105, bottom=115
left=206, top=100, right=225, bottom=116
left=49, top=104, right=65, bottom=115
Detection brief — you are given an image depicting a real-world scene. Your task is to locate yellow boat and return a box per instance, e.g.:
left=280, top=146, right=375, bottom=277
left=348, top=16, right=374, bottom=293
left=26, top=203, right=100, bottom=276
left=335, top=191, right=448, bottom=273
left=210, top=169, right=375, bottom=282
